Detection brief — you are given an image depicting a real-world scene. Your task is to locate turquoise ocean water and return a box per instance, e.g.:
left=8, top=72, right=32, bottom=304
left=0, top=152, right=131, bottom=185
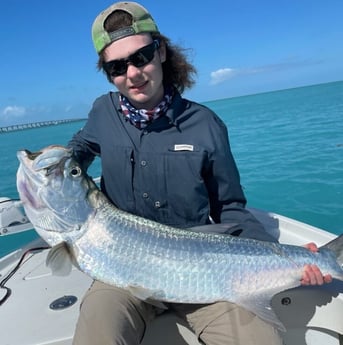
left=0, top=81, right=342, bottom=257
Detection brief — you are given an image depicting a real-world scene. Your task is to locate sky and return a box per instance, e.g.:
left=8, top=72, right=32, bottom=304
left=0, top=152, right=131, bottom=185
left=1, top=0, right=342, bottom=126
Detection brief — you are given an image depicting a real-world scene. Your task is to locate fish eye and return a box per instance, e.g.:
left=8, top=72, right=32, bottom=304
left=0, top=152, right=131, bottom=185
left=70, top=166, right=82, bottom=177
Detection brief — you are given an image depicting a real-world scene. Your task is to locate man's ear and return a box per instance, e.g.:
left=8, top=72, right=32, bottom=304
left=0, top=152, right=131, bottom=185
left=158, top=41, right=167, bottom=63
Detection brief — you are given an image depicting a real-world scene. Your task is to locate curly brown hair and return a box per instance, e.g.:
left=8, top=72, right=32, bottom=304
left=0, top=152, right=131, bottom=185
left=97, top=10, right=197, bottom=94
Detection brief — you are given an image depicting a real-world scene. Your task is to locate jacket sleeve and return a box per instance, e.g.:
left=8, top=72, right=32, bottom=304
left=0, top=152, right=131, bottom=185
left=205, top=115, right=277, bottom=242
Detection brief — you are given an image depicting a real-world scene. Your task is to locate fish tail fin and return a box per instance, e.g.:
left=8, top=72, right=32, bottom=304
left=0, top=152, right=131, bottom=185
left=322, top=234, right=343, bottom=267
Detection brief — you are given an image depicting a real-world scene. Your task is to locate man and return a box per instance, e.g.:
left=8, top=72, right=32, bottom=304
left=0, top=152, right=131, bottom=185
left=69, top=2, right=331, bottom=344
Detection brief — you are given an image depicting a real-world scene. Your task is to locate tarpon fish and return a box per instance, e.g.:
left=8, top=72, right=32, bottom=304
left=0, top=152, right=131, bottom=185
left=16, top=145, right=343, bottom=330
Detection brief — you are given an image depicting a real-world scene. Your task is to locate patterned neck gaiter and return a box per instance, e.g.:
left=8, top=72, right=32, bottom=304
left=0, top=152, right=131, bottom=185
left=120, top=87, right=174, bottom=129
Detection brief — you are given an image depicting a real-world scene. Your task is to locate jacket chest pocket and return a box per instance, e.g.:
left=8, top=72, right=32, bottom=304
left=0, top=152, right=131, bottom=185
left=163, top=148, right=210, bottom=223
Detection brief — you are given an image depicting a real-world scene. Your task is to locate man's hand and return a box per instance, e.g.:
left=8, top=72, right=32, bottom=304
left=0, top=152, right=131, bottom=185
left=301, top=242, right=333, bottom=285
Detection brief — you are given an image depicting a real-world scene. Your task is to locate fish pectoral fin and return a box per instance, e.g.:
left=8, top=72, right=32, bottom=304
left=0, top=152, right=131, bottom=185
left=239, top=297, right=286, bottom=332
left=127, top=285, right=168, bottom=310
left=46, top=242, right=73, bottom=276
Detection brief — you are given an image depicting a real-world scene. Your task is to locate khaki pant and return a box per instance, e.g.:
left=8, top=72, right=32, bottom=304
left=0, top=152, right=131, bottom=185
left=73, top=281, right=282, bottom=345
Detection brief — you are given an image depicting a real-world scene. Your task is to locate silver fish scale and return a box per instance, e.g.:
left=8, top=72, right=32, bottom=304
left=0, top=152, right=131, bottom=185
left=72, top=201, right=342, bottom=304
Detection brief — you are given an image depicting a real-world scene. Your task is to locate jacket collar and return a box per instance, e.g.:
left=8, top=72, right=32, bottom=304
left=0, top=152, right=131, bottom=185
left=111, top=90, right=188, bottom=127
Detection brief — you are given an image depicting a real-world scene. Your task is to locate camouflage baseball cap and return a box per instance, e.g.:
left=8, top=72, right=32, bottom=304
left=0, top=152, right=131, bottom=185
left=92, top=2, right=159, bottom=54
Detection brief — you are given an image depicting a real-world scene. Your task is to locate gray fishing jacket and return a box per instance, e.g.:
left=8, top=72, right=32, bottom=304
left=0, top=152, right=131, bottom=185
left=68, top=91, right=276, bottom=242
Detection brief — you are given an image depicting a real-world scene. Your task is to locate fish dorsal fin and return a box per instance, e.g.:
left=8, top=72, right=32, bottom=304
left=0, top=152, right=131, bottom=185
left=238, top=296, right=286, bottom=332
left=46, top=242, right=73, bottom=276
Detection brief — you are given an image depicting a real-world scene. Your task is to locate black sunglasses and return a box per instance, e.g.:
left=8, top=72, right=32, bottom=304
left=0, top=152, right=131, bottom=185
left=103, top=40, right=160, bottom=77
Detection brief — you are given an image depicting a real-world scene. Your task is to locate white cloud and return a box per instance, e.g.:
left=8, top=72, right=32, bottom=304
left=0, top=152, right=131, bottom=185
left=209, top=58, right=324, bottom=87
left=2, top=105, right=26, bottom=117
left=210, top=68, right=236, bottom=85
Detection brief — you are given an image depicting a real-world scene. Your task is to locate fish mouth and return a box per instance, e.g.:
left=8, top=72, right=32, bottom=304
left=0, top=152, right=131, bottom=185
left=16, top=145, right=92, bottom=244
left=16, top=145, right=73, bottom=210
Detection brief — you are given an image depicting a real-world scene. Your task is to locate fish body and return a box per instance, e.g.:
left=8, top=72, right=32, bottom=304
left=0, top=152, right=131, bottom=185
left=16, top=145, right=343, bottom=330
